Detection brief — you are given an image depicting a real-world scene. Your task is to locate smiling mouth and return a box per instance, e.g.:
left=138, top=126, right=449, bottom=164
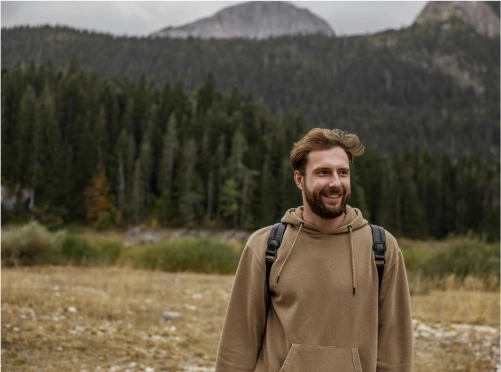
left=323, top=194, right=342, bottom=199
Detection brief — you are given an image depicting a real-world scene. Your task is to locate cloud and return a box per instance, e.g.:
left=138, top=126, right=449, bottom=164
left=294, top=1, right=427, bottom=35
left=0, top=0, right=23, bottom=23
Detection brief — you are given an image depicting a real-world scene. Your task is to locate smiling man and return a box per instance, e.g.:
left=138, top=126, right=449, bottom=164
left=216, top=128, right=414, bottom=372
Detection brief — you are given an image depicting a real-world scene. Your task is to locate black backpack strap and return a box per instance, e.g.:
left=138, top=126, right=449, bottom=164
left=370, top=224, right=386, bottom=300
left=265, top=222, right=287, bottom=315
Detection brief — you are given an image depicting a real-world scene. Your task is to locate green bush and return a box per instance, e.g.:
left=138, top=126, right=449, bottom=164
left=400, top=247, right=432, bottom=271
left=133, top=237, right=241, bottom=274
left=1, top=203, right=13, bottom=226
left=416, top=236, right=500, bottom=282
left=93, top=240, right=123, bottom=265
left=3, top=223, right=497, bottom=283
left=93, top=211, right=115, bottom=231
left=1, top=221, right=61, bottom=266
left=61, top=234, right=98, bottom=264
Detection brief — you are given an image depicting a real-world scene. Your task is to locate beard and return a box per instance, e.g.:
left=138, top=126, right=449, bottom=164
left=303, top=182, right=351, bottom=220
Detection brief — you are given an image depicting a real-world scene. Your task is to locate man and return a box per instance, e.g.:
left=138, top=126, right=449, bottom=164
left=216, top=128, right=413, bottom=372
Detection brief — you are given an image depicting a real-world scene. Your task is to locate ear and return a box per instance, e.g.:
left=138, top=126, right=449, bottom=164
left=294, top=170, right=304, bottom=190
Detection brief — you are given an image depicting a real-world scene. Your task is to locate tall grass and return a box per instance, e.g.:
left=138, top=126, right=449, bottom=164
left=61, top=234, right=98, bottom=264
left=120, top=237, right=241, bottom=274
left=416, top=236, right=499, bottom=283
left=2, top=222, right=242, bottom=274
left=2, top=223, right=499, bottom=283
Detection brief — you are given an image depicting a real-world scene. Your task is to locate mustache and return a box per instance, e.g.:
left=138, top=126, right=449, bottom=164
left=322, top=186, right=344, bottom=194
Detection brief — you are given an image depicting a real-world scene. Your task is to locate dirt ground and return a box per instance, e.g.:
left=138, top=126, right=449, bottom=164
left=2, top=267, right=499, bottom=371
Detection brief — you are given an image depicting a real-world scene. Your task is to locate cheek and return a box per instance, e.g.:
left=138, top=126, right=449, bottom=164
left=342, top=180, right=351, bottom=191
left=308, top=178, right=325, bottom=190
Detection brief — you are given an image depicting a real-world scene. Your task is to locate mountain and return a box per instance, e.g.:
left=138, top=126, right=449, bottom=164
left=487, top=0, right=501, bottom=18
left=415, top=1, right=500, bottom=37
left=2, top=23, right=498, bottom=161
left=149, top=1, right=334, bottom=39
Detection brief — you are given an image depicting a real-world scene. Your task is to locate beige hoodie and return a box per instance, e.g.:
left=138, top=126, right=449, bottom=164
left=216, top=206, right=413, bottom=372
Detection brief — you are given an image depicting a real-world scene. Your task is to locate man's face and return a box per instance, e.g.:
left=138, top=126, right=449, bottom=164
left=295, top=147, right=351, bottom=220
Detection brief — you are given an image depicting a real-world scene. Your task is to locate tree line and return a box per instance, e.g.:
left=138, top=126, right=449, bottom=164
left=1, top=60, right=499, bottom=240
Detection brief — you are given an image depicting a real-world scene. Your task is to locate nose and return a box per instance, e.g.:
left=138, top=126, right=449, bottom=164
left=328, top=174, right=341, bottom=188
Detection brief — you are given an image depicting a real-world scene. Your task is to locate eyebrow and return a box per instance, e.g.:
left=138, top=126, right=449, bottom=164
left=312, top=167, right=331, bottom=173
left=312, top=167, right=350, bottom=173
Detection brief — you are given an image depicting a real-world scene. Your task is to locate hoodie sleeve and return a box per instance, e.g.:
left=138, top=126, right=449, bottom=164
left=216, top=244, right=267, bottom=372
left=377, top=244, right=414, bottom=372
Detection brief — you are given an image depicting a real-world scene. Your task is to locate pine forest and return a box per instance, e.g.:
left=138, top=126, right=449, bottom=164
left=1, top=56, right=499, bottom=240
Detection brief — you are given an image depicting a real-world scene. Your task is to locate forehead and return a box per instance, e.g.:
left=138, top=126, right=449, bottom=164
left=305, top=147, right=350, bottom=172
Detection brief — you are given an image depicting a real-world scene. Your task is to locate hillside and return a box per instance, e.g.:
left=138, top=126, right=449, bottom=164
left=2, top=20, right=498, bottom=161
left=415, top=1, right=500, bottom=37
left=150, top=1, right=334, bottom=39
left=486, top=1, right=501, bottom=16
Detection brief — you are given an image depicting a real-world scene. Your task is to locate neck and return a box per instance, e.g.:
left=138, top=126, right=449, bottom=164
left=302, top=207, right=346, bottom=233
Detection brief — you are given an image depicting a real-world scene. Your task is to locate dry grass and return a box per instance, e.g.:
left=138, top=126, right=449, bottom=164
left=2, top=266, right=232, bottom=371
left=412, top=284, right=500, bottom=372
left=412, top=290, right=500, bottom=326
left=2, top=267, right=500, bottom=371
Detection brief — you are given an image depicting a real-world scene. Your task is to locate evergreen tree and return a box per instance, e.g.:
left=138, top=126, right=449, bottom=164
left=115, top=129, right=132, bottom=220
left=0, top=59, right=497, bottom=239
left=131, top=158, right=144, bottom=223
left=157, top=112, right=179, bottom=192
left=15, top=85, right=37, bottom=185
left=95, top=104, right=108, bottom=163
left=220, top=178, right=240, bottom=228
left=131, top=131, right=153, bottom=221
left=177, top=139, right=202, bottom=225
left=213, top=134, right=227, bottom=220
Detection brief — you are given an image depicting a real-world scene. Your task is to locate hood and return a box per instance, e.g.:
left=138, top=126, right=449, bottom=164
left=281, top=205, right=368, bottom=235
left=277, top=205, right=369, bottom=296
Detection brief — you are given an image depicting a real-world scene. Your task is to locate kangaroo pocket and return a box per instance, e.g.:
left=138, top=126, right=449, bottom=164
left=278, top=344, right=363, bottom=372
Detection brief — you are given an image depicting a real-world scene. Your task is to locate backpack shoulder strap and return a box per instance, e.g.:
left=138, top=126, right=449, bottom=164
left=265, top=222, right=287, bottom=315
left=370, top=224, right=386, bottom=299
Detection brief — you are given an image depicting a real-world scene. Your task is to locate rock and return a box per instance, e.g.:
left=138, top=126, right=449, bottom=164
left=217, top=229, right=251, bottom=242
left=136, top=231, right=163, bottom=244
left=1, top=185, right=33, bottom=210
left=125, top=227, right=163, bottom=245
left=414, top=1, right=500, bottom=37
left=150, top=1, right=335, bottom=40
left=171, top=228, right=209, bottom=240
left=126, top=226, right=142, bottom=237
left=163, top=311, right=182, bottom=321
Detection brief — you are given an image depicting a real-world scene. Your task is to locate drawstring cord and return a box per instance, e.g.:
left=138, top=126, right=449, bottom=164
left=274, top=222, right=356, bottom=296
left=348, top=225, right=356, bottom=295
left=276, top=222, right=304, bottom=283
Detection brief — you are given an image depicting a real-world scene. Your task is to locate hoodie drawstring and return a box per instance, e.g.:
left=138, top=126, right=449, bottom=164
left=274, top=221, right=356, bottom=296
left=276, top=222, right=303, bottom=283
left=348, top=225, right=356, bottom=295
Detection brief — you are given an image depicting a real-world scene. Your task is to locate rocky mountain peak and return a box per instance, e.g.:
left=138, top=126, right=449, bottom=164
left=414, top=1, right=500, bottom=37
left=150, top=1, right=334, bottom=39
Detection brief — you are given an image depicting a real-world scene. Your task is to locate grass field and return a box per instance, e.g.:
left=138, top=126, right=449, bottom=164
left=2, top=266, right=499, bottom=371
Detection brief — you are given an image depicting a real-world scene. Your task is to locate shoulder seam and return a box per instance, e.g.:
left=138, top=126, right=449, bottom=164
left=247, top=243, right=266, bottom=272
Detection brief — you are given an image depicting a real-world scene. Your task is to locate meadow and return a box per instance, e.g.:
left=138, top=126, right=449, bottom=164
left=1, top=223, right=499, bottom=371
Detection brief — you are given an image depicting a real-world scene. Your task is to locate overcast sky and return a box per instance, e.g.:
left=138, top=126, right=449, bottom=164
left=1, top=1, right=428, bottom=37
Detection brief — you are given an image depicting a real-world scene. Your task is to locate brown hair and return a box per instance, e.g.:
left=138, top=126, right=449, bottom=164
left=290, top=128, right=365, bottom=175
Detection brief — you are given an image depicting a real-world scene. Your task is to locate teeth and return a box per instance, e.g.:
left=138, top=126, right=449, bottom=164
left=325, top=194, right=340, bottom=198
